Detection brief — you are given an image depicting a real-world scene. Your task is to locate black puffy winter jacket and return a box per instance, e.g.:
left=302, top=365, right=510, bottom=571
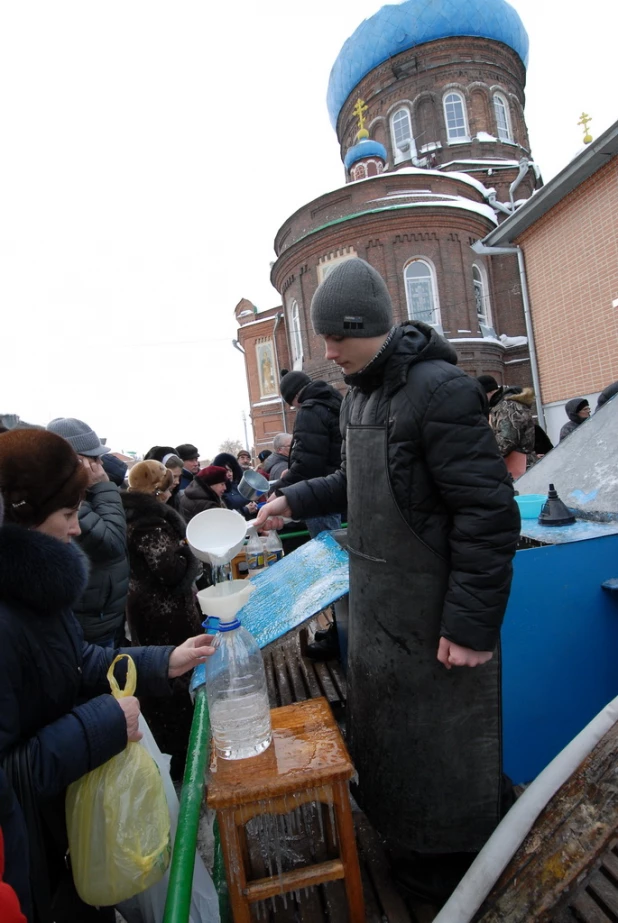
left=281, top=322, right=520, bottom=651
left=275, top=381, right=342, bottom=490
left=75, top=481, right=130, bottom=643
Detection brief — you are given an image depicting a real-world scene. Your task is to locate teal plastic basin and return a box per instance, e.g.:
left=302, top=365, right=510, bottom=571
left=515, top=494, right=547, bottom=519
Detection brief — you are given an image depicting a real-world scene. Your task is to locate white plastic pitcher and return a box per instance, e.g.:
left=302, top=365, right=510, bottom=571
left=186, top=508, right=248, bottom=566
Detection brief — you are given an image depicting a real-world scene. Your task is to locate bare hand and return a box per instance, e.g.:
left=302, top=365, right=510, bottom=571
left=254, top=495, right=292, bottom=531
left=79, top=455, right=109, bottom=486
left=117, top=695, right=143, bottom=741
left=246, top=501, right=258, bottom=514
left=168, top=634, right=216, bottom=678
left=437, top=637, right=494, bottom=670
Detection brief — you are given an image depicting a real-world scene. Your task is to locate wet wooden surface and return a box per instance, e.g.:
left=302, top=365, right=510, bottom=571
left=476, top=721, right=618, bottom=923
left=207, top=697, right=354, bottom=808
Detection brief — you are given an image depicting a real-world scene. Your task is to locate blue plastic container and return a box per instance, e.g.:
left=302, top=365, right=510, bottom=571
left=515, top=494, right=547, bottom=519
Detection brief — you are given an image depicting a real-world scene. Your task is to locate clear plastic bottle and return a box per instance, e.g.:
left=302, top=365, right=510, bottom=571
left=204, top=614, right=272, bottom=760
left=245, top=531, right=263, bottom=570
left=265, top=530, right=284, bottom=565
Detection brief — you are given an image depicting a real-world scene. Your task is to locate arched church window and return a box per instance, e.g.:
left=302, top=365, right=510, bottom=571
left=493, top=93, right=512, bottom=142
left=352, top=163, right=367, bottom=181
left=404, top=260, right=440, bottom=326
left=473, top=264, right=492, bottom=327
left=390, top=107, right=413, bottom=163
left=443, top=92, right=468, bottom=141
left=290, top=300, right=303, bottom=370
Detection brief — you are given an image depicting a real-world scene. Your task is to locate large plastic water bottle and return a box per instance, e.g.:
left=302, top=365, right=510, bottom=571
left=204, top=608, right=272, bottom=760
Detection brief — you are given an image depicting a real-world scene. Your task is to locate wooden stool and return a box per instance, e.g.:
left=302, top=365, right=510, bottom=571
left=207, top=697, right=365, bottom=923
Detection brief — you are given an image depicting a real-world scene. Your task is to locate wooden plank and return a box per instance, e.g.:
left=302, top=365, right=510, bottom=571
left=282, top=638, right=310, bottom=703
left=264, top=653, right=278, bottom=708
left=587, top=873, right=618, bottom=917
left=272, top=646, right=294, bottom=706
left=327, top=659, right=347, bottom=703
left=298, top=653, right=323, bottom=700
left=313, top=661, right=339, bottom=704
left=354, top=811, right=414, bottom=923
left=569, top=889, right=613, bottom=922
left=600, top=848, right=618, bottom=882
left=476, top=721, right=618, bottom=922
left=245, top=859, right=344, bottom=901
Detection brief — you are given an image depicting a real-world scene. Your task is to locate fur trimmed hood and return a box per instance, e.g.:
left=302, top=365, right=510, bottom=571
left=503, top=386, right=535, bottom=408
left=121, top=488, right=187, bottom=537
left=0, top=524, right=89, bottom=611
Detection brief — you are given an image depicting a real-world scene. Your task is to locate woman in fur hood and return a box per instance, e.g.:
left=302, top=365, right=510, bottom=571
left=122, top=460, right=203, bottom=779
left=0, top=432, right=213, bottom=922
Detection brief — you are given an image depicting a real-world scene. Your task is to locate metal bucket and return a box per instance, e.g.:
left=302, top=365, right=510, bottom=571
left=238, top=468, right=270, bottom=500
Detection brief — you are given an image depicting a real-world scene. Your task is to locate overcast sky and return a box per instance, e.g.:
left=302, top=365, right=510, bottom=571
left=0, top=1, right=614, bottom=457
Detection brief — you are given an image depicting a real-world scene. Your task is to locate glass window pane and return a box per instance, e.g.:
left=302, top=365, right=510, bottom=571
left=392, top=109, right=411, bottom=148
left=494, top=95, right=511, bottom=141
left=405, top=262, right=436, bottom=324
left=445, top=93, right=467, bottom=139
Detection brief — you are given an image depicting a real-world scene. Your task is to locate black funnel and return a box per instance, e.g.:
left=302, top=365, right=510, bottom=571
left=538, top=483, right=576, bottom=526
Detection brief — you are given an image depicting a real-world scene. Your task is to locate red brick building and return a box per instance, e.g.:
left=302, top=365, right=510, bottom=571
left=481, top=120, right=618, bottom=443
left=237, top=0, right=543, bottom=448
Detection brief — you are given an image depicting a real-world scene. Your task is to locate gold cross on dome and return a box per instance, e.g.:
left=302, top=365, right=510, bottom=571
left=578, top=112, right=593, bottom=144
left=353, top=98, right=369, bottom=140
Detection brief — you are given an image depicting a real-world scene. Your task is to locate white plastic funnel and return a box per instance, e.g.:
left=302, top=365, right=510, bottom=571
left=186, top=508, right=248, bottom=566
left=197, top=580, right=255, bottom=623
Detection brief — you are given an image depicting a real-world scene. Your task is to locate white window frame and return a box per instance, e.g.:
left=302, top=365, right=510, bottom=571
left=472, top=263, right=492, bottom=328
left=404, top=259, right=441, bottom=327
left=390, top=106, right=415, bottom=164
left=289, top=299, right=303, bottom=370
left=493, top=92, right=513, bottom=142
left=443, top=91, right=469, bottom=142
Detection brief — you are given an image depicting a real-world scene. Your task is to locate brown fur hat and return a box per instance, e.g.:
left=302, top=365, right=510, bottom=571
left=128, top=460, right=174, bottom=496
left=0, top=429, right=89, bottom=527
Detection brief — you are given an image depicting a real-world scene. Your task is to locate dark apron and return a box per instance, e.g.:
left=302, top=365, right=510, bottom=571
left=345, top=424, right=502, bottom=855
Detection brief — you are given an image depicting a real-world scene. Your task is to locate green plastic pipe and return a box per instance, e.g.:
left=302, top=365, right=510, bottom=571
left=162, top=686, right=229, bottom=923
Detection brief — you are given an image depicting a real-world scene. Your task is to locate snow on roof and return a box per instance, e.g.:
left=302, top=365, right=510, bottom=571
left=449, top=337, right=505, bottom=346
left=440, top=159, right=523, bottom=169
left=476, top=131, right=498, bottom=142
left=394, top=165, right=490, bottom=197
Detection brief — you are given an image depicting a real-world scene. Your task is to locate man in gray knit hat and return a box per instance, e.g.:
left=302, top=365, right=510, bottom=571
left=46, top=417, right=129, bottom=646
left=256, top=258, right=520, bottom=903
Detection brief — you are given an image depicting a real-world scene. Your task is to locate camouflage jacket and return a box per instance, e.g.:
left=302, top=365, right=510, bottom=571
left=489, top=387, right=536, bottom=457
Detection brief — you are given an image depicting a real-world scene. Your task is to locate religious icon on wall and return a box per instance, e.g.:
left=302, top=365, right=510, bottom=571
left=256, top=340, right=277, bottom=398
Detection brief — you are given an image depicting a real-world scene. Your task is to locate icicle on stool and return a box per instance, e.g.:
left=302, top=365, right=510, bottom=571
left=207, top=696, right=365, bottom=923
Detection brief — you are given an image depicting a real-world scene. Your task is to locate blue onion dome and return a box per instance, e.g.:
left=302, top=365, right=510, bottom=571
left=327, top=0, right=529, bottom=128
left=344, top=137, right=388, bottom=170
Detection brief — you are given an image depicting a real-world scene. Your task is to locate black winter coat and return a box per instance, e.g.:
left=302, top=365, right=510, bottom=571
left=121, top=491, right=202, bottom=777
left=74, top=481, right=130, bottom=643
left=275, top=381, right=342, bottom=490
left=0, top=525, right=173, bottom=920
left=179, top=478, right=225, bottom=522
left=281, top=323, right=520, bottom=651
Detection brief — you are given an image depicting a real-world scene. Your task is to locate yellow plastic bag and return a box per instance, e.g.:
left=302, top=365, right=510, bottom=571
left=66, top=654, right=171, bottom=906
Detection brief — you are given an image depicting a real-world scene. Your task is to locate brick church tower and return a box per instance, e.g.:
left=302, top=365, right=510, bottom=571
left=238, top=0, right=541, bottom=449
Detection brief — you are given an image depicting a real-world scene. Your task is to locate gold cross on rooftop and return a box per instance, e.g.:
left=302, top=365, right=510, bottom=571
left=578, top=112, right=593, bottom=144
left=353, top=98, right=369, bottom=140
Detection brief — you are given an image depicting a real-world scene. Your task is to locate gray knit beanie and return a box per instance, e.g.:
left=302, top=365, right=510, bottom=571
left=47, top=417, right=110, bottom=457
left=311, top=258, right=393, bottom=338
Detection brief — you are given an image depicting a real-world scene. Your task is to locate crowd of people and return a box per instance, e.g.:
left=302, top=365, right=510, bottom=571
left=0, top=396, right=345, bottom=920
